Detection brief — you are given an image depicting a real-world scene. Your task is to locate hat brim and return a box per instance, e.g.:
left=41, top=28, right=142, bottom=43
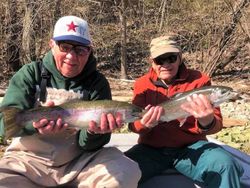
left=53, top=35, right=91, bottom=46
left=151, top=46, right=180, bottom=59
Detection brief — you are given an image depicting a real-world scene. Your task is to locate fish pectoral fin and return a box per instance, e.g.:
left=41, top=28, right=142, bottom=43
left=178, top=118, right=187, bottom=127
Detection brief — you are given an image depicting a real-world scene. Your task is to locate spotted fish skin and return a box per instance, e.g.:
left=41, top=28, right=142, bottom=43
left=0, top=100, right=142, bottom=139
left=159, top=86, right=239, bottom=122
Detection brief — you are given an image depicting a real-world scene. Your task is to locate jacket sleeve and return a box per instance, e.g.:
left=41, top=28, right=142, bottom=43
left=77, top=73, right=112, bottom=151
left=0, top=63, right=40, bottom=138
left=197, top=107, right=223, bottom=135
left=180, top=76, right=223, bottom=135
left=180, top=107, right=223, bottom=135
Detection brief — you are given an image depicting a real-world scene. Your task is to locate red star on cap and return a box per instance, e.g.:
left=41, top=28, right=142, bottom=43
left=67, top=21, right=78, bottom=32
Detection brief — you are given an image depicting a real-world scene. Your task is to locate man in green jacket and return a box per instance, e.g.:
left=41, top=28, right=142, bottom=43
left=0, top=15, right=141, bottom=188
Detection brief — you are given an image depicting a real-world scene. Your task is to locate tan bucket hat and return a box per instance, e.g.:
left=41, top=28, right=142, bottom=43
left=150, top=36, right=181, bottom=59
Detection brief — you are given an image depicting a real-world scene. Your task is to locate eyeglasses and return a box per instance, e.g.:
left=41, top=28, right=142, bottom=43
left=57, top=42, right=90, bottom=56
left=154, top=54, right=178, bottom=65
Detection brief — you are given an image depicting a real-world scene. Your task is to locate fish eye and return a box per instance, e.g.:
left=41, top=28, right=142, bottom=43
left=221, top=90, right=226, bottom=94
left=131, top=109, right=141, bottom=117
left=131, top=111, right=139, bottom=116
left=221, top=89, right=229, bottom=94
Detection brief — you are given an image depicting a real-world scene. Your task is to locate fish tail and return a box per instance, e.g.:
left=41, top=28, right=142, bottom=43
left=0, top=107, right=23, bottom=140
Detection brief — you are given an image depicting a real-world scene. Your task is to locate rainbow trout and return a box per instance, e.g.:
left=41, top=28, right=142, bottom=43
left=159, top=85, right=239, bottom=122
left=0, top=100, right=142, bottom=140
left=0, top=86, right=238, bottom=139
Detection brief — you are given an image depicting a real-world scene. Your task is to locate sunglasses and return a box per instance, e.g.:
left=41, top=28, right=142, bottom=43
left=154, top=54, right=178, bottom=65
left=57, top=42, right=90, bottom=56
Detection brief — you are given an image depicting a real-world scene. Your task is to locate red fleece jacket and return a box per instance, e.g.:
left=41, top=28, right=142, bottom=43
left=129, top=63, right=223, bottom=148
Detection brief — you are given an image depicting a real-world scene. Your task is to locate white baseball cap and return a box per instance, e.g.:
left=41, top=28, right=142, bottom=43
left=53, top=16, right=91, bottom=46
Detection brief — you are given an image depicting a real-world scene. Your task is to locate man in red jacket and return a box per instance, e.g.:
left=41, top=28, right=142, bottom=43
left=125, top=35, right=243, bottom=188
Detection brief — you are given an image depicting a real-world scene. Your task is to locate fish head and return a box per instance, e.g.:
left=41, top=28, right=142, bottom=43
left=124, top=106, right=143, bottom=122
left=210, top=86, right=239, bottom=106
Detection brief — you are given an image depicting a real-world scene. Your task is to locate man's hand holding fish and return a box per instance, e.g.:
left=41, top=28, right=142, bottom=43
left=180, top=93, right=215, bottom=129
left=88, top=112, right=123, bottom=134
left=33, top=100, right=69, bottom=135
left=139, top=105, right=164, bottom=128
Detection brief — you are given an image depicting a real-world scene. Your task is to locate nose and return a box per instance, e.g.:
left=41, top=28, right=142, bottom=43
left=161, top=63, right=172, bottom=68
left=66, top=50, right=78, bottom=58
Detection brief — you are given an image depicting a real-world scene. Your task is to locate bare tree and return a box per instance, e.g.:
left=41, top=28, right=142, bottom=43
left=0, top=0, right=249, bottom=82
left=159, top=0, right=167, bottom=31
left=119, top=0, right=128, bottom=79
left=22, top=0, right=38, bottom=63
left=6, top=0, right=21, bottom=72
left=202, top=0, right=250, bottom=76
left=54, top=0, right=62, bottom=21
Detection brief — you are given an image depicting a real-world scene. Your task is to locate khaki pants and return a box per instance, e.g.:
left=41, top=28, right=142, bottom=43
left=0, top=133, right=141, bottom=188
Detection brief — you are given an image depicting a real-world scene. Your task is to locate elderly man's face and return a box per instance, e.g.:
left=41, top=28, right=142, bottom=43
left=50, top=40, right=91, bottom=78
left=152, top=53, right=181, bottom=84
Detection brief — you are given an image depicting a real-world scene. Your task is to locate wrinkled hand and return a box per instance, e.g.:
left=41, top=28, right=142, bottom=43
left=33, top=101, right=68, bottom=134
left=140, top=105, right=164, bottom=128
left=181, top=94, right=214, bottom=127
left=88, top=112, right=123, bottom=134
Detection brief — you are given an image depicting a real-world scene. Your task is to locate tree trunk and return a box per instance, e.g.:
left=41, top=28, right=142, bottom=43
left=159, top=0, right=167, bottom=32
left=54, top=0, right=61, bottom=22
left=6, top=0, right=21, bottom=72
left=22, top=0, right=37, bottom=63
left=120, top=0, right=128, bottom=79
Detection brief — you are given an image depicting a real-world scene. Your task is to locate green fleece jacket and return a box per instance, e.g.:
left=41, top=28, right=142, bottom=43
left=0, top=51, right=111, bottom=151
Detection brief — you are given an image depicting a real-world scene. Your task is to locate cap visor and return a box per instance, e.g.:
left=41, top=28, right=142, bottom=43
left=53, top=35, right=90, bottom=45
left=151, top=47, right=180, bottom=58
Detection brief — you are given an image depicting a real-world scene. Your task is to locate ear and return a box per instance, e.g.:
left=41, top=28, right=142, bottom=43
left=88, top=46, right=93, bottom=54
left=148, top=57, right=154, bottom=64
left=177, top=53, right=182, bottom=65
left=49, top=39, right=56, bottom=54
left=49, top=39, right=56, bottom=48
left=150, top=57, right=157, bottom=70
